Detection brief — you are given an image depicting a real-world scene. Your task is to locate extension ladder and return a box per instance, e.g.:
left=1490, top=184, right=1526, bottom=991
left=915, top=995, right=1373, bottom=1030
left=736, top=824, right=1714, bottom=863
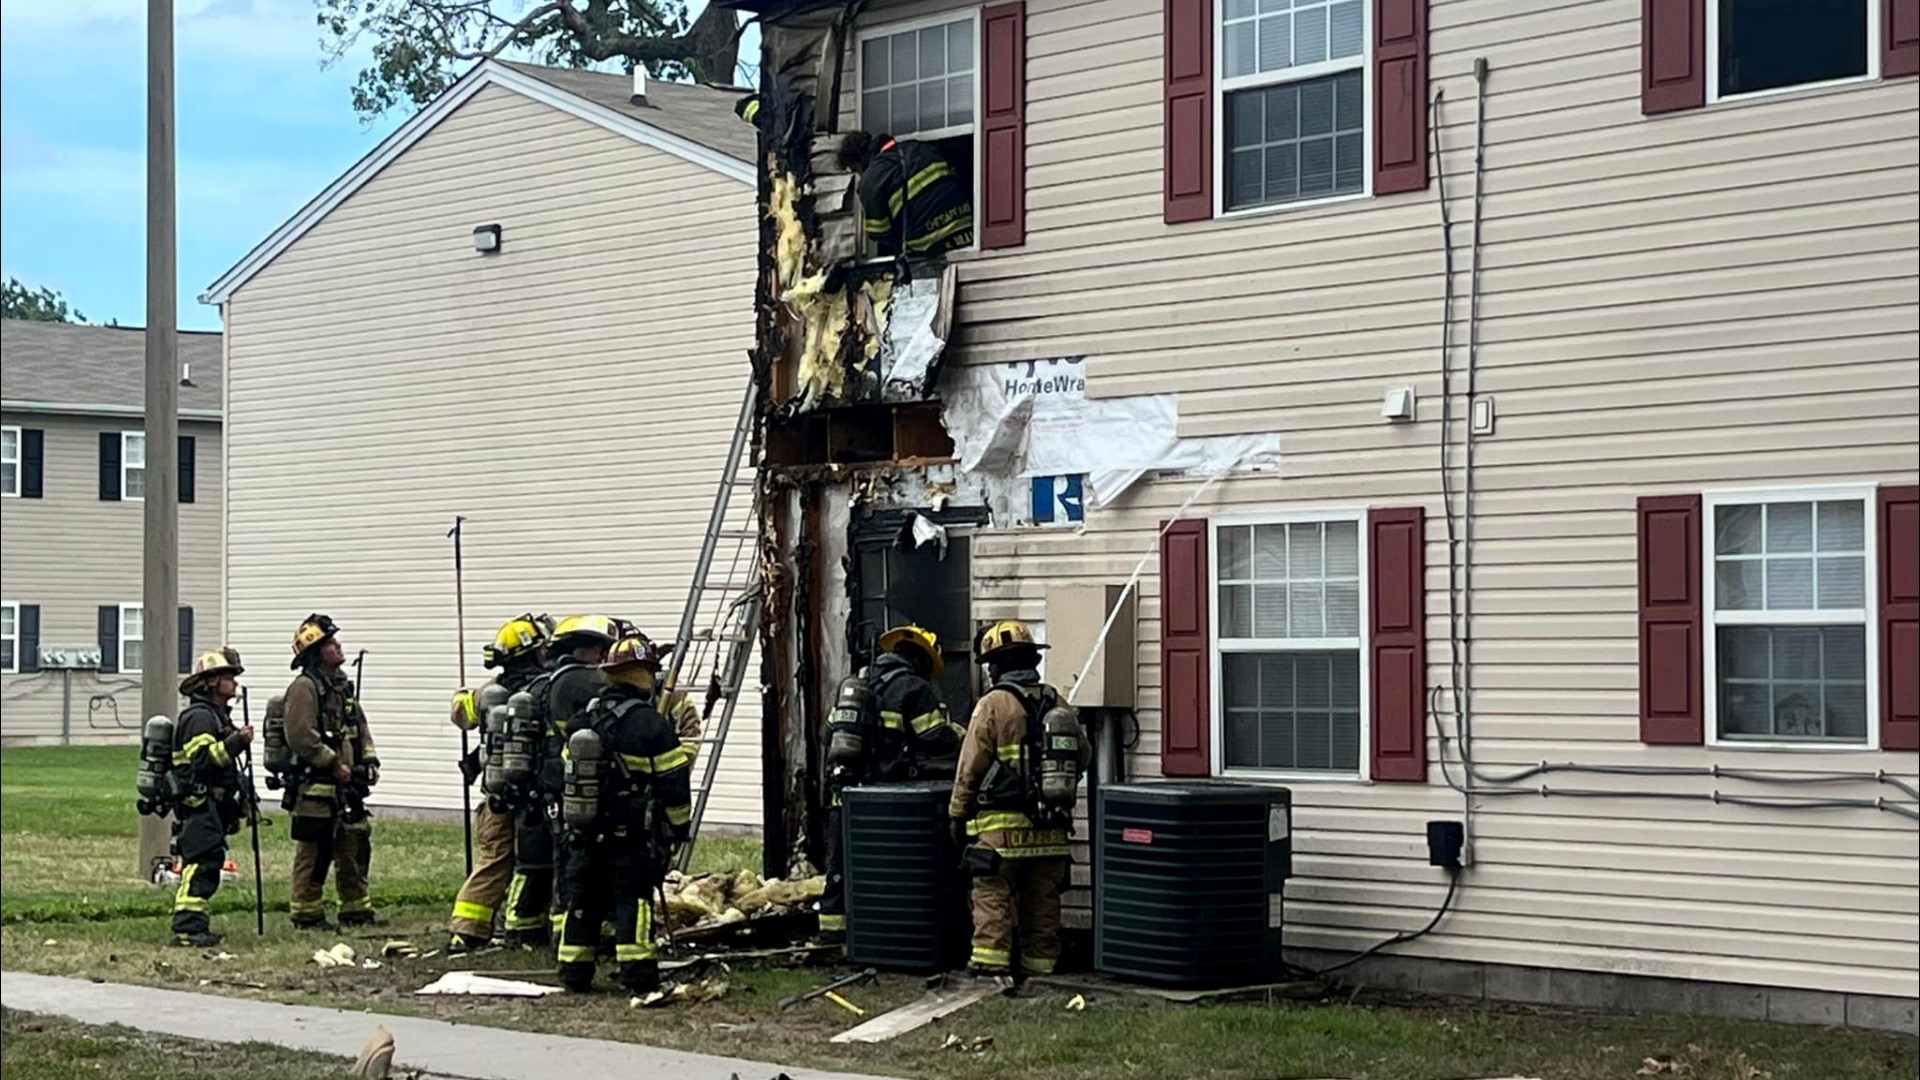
left=666, top=380, right=764, bottom=871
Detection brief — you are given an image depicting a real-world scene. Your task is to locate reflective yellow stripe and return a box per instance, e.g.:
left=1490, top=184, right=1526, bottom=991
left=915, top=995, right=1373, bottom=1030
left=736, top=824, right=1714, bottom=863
left=618, top=753, right=651, bottom=773
left=208, top=740, right=232, bottom=767
left=994, top=743, right=1026, bottom=763
left=880, top=710, right=907, bottom=731
left=1022, top=955, right=1057, bottom=975
left=818, top=913, right=846, bottom=931
left=908, top=709, right=948, bottom=735
left=652, top=746, right=690, bottom=772
left=665, top=804, right=692, bottom=826
left=906, top=215, right=972, bottom=253
left=742, top=98, right=761, bottom=122
left=174, top=732, right=218, bottom=766
left=891, top=161, right=952, bottom=215
left=304, top=783, right=337, bottom=799
left=338, top=897, right=371, bottom=914
left=615, top=942, right=654, bottom=961
left=864, top=215, right=893, bottom=234
left=503, top=875, right=544, bottom=931
left=971, top=946, right=1010, bottom=968
left=997, top=828, right=1070, bottom=858
left=173, top=864, right=207, bottom=912
left=556, top=912, right=596, bottom=962
left=289, top=900, right=326, bottom=917
left=452, top=690, right=479, bottom=730
left=452, top=901, right=494, bottom=924
left=969, top=810, right=1034, bottom=834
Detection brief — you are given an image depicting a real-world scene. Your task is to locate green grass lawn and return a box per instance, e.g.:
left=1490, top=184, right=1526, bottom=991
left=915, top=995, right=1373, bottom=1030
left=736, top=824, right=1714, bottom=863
left=4, top=746, right=1916, bottom=1080
left=1, top=1009, right=359, bottom=1080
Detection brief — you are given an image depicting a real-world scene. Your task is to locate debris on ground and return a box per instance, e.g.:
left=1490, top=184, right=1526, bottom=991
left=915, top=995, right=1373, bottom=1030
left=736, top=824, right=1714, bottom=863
left=311, top=943, right=357, bottom=968
left=941, top=1033, right=994, bottom=1054
left=349, top=1024, right=395, bottom=1079
left=380, top=940, right=423, bottom=959
left=832, top=975, right=1000, bottom=1044
left=198, top=977, right=268, bottom=990
left=414, top=971, right=562, bottom=997
left=204, top=951, right=237, bottom=963
left=633, top=973, right=731, bottom=1009
left=662, top=869, right=824, bottom=934
left=361, top=959, right=383, bottom=970
left=1066, top=994, right=1087, bottom=1011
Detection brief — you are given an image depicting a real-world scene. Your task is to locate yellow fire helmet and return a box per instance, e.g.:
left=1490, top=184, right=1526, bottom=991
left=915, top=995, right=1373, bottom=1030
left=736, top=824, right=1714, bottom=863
left=602, top=635, right=665, bottom=672
left=877, top=624, right=944, bottom=679
left=290, top=614, right=339, bottom=669
left=549, top=614, right=620, bottom=650
left=976, top=619, right=1048, bottom=662
left=180, top=646, right=244, bottom=695
left=483, top=612, right=551, bottom=669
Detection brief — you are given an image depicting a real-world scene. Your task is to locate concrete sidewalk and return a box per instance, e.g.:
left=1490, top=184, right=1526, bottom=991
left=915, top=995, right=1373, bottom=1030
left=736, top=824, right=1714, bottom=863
left=2, top=971, right=898, bottom=1080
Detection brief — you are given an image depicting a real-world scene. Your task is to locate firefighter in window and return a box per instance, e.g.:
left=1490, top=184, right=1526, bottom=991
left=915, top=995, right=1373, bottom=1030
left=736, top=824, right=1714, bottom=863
left=835, top=131, right=974, bottom=261
left=817, top=624, right=961, bottom=939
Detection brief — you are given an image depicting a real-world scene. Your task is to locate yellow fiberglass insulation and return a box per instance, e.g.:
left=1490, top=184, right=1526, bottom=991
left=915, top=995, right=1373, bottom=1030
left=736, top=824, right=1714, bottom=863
left=857, top=277, right=894, bottom=361
left=782, top=270, right=850, bottom=408
left=768, top=171, right=808, bottom=292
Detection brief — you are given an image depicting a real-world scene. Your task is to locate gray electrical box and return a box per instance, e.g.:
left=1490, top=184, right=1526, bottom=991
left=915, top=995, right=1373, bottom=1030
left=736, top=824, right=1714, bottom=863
left=1045, top=583, right=1136, bottom=708
left=38, top=646, right=103, bottom=670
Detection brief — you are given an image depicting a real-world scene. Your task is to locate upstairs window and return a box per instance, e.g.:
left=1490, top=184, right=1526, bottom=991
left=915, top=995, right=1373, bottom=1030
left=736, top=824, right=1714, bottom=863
left=1221, top=0, right=1369, bottom=212
left=856, top=13, right=979, bottom=246
left=1, top=426, right=19, bottom=497
left=122, top=432, right=148, bottom=501
left=1712, top=0, right=1875, bottom=100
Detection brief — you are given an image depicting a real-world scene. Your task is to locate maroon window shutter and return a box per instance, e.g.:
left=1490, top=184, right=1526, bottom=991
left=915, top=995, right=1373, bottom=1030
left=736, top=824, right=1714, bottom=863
left=1642, top=0, right=1706, bottom=114
left=1373, top=0, right=1428, bottom=196
left=1638, top=495, right=1704, bottom=744
left=1161, top=518, right=1212, bottom=776
left=1888, top=0, right=1920, bottom=79
left=981, top=1, right=1027, bottom=249
left=1879, top=485, right=1919, bottom=751
left=1369, top=508, right=1427, bottom=782
left=1163, top=0, right=1213, bottom=224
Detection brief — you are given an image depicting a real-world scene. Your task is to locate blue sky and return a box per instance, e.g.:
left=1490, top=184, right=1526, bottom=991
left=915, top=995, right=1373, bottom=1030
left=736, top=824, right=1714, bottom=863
left=1, top=1, right=747, bottom=331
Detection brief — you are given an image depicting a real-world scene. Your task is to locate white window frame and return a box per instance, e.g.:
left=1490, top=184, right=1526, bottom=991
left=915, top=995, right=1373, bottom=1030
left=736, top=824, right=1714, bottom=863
left=1706, top=0, right=1882, bottom=105
left=1702, top=484, right=1880, bottom=751
left=1209, top=505, right=1371, bottom=782
left=1, top=424, right=20, bottom=498
left=1, top=601, right=18, bottom=674
left=121, top=430, right=147, bottom=502
left=851, top=8, right=984, bottom=256
left=119, top=603, right=146, bottom=676
left=1213, top=0, right=1373, bottom=219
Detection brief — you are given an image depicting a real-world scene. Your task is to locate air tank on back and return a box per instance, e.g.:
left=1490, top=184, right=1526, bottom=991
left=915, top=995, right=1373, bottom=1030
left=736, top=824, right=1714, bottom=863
left=841, top=780, right=968, bottom=973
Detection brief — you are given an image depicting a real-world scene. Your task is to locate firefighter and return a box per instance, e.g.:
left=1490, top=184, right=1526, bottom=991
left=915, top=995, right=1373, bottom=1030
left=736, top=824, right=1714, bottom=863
left=817, top=624, right=959, bottom=938
left=629, top=631, right=703, bottom=768
left=282, top=614, right=381, bottom=930
left=504, top=613, right=618, bottom=947
left=949, top=620, right=1090, bottom=979
left=168, top=647, right=254, bottom=947
left=446, top=613, right=554, bottom=952
left=836, top=130, right=974, bottom=260
left=555, top=634, right=692, bottom=994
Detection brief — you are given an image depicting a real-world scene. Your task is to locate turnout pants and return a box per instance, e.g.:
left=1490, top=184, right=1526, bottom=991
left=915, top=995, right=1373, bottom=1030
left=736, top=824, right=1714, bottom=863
left=504, top=807, right=556, bottom=942
left=289, top=800, right=372, bottom=925
left=818, top=802, right=846, bottom=933
left=448, top=802, right=516, bottom=939
left=556, top=833, right=663, bottom=994
left=170, top=804, right=228, bottom=937
left=969, top=855, right=1068, bottom=976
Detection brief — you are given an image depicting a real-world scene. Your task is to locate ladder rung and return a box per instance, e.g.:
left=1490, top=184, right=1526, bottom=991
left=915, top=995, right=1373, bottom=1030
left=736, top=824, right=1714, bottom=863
left=713, top=528, right=759, bottom=540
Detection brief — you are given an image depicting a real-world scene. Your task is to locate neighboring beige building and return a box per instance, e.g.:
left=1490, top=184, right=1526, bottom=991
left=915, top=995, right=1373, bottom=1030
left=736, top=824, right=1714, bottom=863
left=1, top=320, right=224, bottom=744
left=201, top=61, right=764, bottom=825
left=736, top=0, right=1920, bottom=1028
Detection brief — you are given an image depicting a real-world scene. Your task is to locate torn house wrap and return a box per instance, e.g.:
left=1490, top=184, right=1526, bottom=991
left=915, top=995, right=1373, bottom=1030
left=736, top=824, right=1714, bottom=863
left=940, top=356, right=1280, bottom=508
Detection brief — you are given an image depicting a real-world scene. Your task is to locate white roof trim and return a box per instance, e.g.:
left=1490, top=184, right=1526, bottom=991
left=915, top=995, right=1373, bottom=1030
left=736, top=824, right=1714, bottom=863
left=199, top=60, right=755, bottom=306
left=2, top=399, right=223, bottom=421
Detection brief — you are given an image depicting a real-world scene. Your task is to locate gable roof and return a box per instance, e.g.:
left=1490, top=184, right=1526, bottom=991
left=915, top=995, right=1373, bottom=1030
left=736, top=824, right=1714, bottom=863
left=200, top=60, right=757, bottom=307
left=1, top=320, right=223, bottom=419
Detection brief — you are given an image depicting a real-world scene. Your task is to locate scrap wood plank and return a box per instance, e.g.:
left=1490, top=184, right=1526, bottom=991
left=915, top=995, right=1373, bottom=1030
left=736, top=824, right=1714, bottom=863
left=828, top=979, right=1000, bottom=1044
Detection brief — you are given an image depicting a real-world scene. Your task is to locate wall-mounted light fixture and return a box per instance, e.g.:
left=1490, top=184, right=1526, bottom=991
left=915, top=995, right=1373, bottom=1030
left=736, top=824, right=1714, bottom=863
left=473, top=224, right=503, bottom=254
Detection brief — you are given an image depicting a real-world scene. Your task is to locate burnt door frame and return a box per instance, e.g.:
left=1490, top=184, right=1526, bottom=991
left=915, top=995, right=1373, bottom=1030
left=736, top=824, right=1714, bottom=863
left=848, top=505, right=988, bottom=722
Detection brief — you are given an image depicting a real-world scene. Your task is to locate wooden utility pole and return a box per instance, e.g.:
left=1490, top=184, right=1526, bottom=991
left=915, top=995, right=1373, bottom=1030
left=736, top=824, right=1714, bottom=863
left=137, top=0, right=179, bottom=879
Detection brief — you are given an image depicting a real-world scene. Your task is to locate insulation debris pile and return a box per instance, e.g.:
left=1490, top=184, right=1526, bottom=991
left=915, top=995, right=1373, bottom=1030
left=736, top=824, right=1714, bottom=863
left=663, top=868, right=825, bottom=932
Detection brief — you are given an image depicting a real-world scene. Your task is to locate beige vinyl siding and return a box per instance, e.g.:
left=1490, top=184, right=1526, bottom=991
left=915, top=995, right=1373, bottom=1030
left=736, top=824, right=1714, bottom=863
left=0, top=412, right=223, bottom=744
left=221, top=84, right=761, bottom=825
left=816, top=0, right=1920, bottom=995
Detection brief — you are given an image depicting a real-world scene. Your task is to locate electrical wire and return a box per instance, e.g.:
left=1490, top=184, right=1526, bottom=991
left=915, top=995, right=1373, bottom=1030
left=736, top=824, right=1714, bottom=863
left=1290, top=868, right=1462, bottom=979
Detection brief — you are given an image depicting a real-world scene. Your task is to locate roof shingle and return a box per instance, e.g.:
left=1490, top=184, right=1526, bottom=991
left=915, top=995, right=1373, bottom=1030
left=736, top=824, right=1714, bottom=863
left=0, top=320, right=223, bottom=415
left=497, top=62, right=756, bottom=164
